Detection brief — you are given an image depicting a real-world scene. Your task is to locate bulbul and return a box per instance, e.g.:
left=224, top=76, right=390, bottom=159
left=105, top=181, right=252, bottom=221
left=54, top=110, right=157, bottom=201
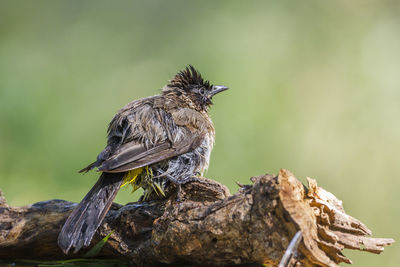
left=58, top=65, right=228, bottom=254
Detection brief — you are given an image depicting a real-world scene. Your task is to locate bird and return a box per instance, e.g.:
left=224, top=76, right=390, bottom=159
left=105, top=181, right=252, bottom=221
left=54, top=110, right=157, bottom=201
left=57, top=65, right=228, bottom=254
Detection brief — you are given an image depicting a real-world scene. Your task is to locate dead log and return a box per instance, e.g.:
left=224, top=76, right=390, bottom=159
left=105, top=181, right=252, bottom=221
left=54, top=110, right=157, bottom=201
left=0, top=169, right=394, bottom=266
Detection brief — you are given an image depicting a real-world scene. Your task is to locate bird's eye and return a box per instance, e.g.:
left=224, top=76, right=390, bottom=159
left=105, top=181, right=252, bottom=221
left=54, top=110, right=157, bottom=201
left=199, top=88, right=205, bottom=95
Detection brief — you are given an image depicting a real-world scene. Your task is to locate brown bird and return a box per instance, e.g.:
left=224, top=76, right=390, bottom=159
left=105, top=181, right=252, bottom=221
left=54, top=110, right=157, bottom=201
left=58, top=65, right=228, bottom=254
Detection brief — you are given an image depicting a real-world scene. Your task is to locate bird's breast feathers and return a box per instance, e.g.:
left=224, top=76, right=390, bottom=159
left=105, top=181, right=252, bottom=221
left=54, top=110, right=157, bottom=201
left=170, top=108, right=215, bottom=133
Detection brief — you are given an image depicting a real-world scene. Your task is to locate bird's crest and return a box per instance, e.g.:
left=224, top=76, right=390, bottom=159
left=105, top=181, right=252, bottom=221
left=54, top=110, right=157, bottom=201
left=168, top=65, right=212, bottom=91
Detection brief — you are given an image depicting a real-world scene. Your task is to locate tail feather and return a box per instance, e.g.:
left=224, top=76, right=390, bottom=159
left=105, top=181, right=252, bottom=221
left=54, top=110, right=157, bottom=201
left=58, top=172, right=124, bottom=254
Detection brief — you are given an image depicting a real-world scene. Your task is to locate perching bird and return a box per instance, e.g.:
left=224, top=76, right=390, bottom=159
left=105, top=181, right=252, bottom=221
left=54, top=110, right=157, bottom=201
left=57, top=65, right=228, bottom=254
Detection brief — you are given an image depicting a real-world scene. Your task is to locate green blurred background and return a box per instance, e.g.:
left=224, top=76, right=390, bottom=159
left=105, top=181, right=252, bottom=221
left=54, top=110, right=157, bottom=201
left=0, top=0, right=399, bottom=265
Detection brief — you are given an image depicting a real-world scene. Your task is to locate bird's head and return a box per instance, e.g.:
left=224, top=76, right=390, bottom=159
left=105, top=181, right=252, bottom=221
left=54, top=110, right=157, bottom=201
left=163, top=65, right=228, bottom=111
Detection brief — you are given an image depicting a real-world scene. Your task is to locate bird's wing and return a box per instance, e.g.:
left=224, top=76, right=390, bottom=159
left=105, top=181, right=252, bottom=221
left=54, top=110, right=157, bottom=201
left=81, top=96, right=205, bottom=173
left=98, top=131, right=203, bottom=173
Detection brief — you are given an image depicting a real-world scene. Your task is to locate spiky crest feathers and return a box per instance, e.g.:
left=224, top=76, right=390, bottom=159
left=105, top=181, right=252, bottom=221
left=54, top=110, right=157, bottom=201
left=166, top=65, right=212, bottom=92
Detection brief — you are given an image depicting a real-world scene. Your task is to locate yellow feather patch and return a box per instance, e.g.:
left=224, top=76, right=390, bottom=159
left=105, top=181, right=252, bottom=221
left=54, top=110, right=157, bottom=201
left=121, top=167, right=143, bottom=189
left=120, top=166, right=166, bottom=199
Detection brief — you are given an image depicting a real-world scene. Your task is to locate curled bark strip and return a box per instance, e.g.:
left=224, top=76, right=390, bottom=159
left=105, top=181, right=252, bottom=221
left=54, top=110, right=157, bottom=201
left=0, top=171, right=394, bottom=266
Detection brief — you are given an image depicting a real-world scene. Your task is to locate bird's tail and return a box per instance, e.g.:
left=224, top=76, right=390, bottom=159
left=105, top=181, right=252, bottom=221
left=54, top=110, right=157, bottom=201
left=57, top=172, right=124, bottom=254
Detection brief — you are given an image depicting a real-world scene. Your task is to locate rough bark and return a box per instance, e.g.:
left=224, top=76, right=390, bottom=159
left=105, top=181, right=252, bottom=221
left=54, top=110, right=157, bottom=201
left=0, top=169, right=394, bottom=266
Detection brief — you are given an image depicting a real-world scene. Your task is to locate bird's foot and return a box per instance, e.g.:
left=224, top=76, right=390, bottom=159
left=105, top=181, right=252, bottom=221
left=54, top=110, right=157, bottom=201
left=164, top=173, right=201, bottom=202
left=179, top=172, right=202, bottom=184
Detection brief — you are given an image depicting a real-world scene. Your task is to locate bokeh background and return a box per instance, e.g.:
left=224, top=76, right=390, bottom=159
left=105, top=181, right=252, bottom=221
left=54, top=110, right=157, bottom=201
left=0, top=1, right=399, bottom=265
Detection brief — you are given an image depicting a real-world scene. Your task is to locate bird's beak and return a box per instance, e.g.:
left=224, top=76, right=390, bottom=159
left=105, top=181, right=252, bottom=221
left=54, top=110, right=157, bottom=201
left=209, top=85, right=229, bottom=97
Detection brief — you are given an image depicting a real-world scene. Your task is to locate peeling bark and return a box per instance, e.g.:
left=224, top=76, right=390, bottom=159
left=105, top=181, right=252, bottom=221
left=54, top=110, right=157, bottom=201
left=0, top=170, right=394, bottom=266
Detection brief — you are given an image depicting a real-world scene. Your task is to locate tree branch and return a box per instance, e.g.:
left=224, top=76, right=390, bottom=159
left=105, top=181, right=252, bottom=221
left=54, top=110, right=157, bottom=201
left=0, top=169, right=394, bottom=266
